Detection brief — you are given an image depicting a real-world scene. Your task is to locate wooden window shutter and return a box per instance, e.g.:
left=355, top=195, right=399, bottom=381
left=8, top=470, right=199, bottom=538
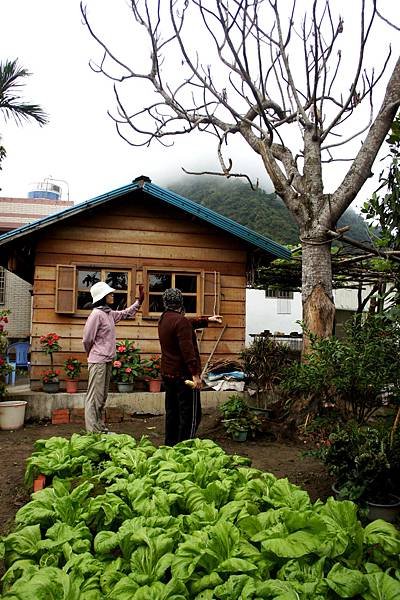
left=202, top=271, right=221, bottom=315
left=55, top=265, right=76, bottom=313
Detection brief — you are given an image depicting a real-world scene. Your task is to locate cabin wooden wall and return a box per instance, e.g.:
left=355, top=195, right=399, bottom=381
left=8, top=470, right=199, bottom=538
left=30, top=193, right=247, bottom=389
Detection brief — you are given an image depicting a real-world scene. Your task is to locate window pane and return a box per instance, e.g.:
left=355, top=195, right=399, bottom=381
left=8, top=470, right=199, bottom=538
left=175, top=274, right=197, bottom=293
left=78, top=270, right=100, bottom=289
left=149, top=272, right=171, bottom=292
left=77, top=291, right=92, bottom=310
left=183, top=296, right=197, bottom=313
left=112, top=292, right=127, bottom=310
left=149, top=295, right=165, bottom=312
left=106, top=271, right=128, bottom=290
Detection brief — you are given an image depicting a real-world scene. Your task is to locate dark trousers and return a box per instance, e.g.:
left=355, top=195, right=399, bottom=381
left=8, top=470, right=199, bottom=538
left=163, top=377, right=202, bottom=446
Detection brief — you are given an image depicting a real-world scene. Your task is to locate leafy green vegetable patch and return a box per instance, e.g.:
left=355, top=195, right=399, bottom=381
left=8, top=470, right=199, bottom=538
left=1, top=434, right=400, bottom=599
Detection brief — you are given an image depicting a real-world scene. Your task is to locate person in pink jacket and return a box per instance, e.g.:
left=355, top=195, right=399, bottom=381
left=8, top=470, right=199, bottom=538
left=82, top=281, right=144, bottom=432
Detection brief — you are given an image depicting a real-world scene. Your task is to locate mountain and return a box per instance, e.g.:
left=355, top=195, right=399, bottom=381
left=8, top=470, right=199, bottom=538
left=168, top=177, right=370, bottom=246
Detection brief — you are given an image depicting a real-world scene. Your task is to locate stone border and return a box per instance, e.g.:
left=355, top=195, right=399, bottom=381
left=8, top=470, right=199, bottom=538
left=6, top=386, right=233, bottom=421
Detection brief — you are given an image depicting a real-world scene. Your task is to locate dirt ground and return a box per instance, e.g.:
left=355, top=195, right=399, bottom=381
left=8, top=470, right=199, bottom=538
left=0, top=409, right=332, bottom=537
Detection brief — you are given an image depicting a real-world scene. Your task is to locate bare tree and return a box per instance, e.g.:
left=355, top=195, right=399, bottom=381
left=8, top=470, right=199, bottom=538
left=81, top=0, right=400, bottom=341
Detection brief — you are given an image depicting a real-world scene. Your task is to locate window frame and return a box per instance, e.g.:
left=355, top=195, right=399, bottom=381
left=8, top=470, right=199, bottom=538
left=142, top=266, right=202, bottom=319
left=75, top=265, right=132, bottom=314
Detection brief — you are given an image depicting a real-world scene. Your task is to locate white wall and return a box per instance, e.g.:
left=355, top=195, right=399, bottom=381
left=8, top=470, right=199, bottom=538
left=245, top=289, right=302, bottom=344
left=245, top=286, right=374, bottom=345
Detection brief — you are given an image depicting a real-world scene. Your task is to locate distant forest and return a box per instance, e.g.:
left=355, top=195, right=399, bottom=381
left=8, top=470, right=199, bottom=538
left=168, top=177, right=370, bottom=246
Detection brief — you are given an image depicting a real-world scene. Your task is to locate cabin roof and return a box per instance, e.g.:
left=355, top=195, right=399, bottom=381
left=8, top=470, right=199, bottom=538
left=0, top=179, right=291, bottom=259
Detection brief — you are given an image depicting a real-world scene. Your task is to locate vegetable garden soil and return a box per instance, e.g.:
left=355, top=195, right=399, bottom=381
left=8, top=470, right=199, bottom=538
left=0, top=408, right=332, bottom=537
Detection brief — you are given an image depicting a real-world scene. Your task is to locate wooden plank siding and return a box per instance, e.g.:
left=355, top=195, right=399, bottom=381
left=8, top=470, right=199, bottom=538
left=30, top=195, right=248, bottom=389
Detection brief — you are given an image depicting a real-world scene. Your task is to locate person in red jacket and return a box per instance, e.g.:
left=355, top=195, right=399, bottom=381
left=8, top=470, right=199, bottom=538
left=158, top=287, right=222, bottom=445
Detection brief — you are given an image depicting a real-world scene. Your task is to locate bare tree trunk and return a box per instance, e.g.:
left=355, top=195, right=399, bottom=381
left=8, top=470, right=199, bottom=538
left=301, top=231, right=335, bottom=352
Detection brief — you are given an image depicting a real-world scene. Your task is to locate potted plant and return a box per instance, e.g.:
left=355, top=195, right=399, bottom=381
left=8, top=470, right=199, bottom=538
left=220, top=394, right=263, bottom=441
left=142, top=354, right=162, bottom=392
left=63, top=357, right=82, bottom=393
left=40, top=368, right=61, bottom=394
left=0, top=310, right=28, bottom=430
left=240, top=336, right=292, bottom=409
left=314, top=420, right=400, bottom=522
left=39, top=332, right=61, bottom=393
left=112, top=339, right=142, bottom=392
left=223, top=417, right=250, bottom=441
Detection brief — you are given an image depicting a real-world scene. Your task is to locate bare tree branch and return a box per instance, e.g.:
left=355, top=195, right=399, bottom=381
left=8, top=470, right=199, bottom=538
left=82, top=0, right=400, bottom=338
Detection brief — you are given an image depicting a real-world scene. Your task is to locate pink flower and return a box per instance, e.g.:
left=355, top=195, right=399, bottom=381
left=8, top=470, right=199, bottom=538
left=113, top=360, right=121, bottom=368
left=125, top=367, right=132, bottom=373
left=118, top=345, right=126, bottom=352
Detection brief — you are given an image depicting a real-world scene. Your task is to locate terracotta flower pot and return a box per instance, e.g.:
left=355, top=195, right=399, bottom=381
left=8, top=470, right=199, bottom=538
left=66, top=379, right=78, bottom=394
left=148, top=379, right=162, bottom=393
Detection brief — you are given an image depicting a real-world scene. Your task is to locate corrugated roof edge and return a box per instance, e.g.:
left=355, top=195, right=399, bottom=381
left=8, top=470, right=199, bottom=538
left=144, top=182, right=291, bottom=260
left=0, top=180, right=291, bottom=260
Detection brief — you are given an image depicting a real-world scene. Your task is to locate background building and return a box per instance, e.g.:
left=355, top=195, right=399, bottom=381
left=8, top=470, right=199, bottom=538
left=0, top=179, right=73, bottom=341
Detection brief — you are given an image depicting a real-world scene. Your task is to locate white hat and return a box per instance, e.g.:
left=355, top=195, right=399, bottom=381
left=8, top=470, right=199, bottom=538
left=90, top=281, right=115, bottom=303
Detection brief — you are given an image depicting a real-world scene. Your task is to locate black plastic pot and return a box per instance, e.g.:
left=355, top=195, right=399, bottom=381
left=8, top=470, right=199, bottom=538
left=331, top=483, right=400, bottom=523
left=366, top=495, right=400, bottom=523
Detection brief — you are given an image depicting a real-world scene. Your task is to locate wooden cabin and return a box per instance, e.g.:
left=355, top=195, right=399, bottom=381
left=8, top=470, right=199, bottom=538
left=0, top=177, right=290, bottom=390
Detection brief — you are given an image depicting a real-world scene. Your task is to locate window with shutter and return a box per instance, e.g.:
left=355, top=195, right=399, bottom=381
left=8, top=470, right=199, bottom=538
left=55, top=265, right=76, bottom=313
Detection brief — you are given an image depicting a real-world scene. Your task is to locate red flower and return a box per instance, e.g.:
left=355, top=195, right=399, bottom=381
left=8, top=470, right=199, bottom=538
left=125, top=367, right=132, bottom=373
left=113, top=360, right=122, bottom=368
left=118, top=345, right=126, bottom=352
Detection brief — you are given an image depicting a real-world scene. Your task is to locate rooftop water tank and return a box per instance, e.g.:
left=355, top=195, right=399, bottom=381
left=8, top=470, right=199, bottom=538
left=28, top=179, right=62, bottom=200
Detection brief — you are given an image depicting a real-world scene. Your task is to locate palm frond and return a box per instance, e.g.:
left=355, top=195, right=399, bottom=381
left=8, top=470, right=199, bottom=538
left=0, top=58, right=48, bottom=126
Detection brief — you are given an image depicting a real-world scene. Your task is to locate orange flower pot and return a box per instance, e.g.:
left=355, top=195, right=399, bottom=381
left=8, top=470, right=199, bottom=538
left=148, top=379, right=162, bottom=393
left=66, top=379, right=78, bottom=394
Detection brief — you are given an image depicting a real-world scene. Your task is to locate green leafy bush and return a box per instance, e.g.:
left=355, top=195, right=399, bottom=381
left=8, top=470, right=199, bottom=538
left=311, top=421, right=400, bottom=503
left=282, top=315, right=400, bottom=424
left=219, top=395, right=248, bottom=420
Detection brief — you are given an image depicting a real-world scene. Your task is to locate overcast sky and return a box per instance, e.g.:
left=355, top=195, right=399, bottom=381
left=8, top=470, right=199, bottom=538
left=1, top=0, right=399, bottom=208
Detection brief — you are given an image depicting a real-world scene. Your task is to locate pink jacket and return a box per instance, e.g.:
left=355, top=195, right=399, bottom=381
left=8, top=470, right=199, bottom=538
left=82, top=301, right=140, bottom=363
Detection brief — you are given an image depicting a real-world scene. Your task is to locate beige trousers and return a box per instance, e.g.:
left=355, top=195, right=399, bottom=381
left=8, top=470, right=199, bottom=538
left=85, top=362, right=113, bottom=432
